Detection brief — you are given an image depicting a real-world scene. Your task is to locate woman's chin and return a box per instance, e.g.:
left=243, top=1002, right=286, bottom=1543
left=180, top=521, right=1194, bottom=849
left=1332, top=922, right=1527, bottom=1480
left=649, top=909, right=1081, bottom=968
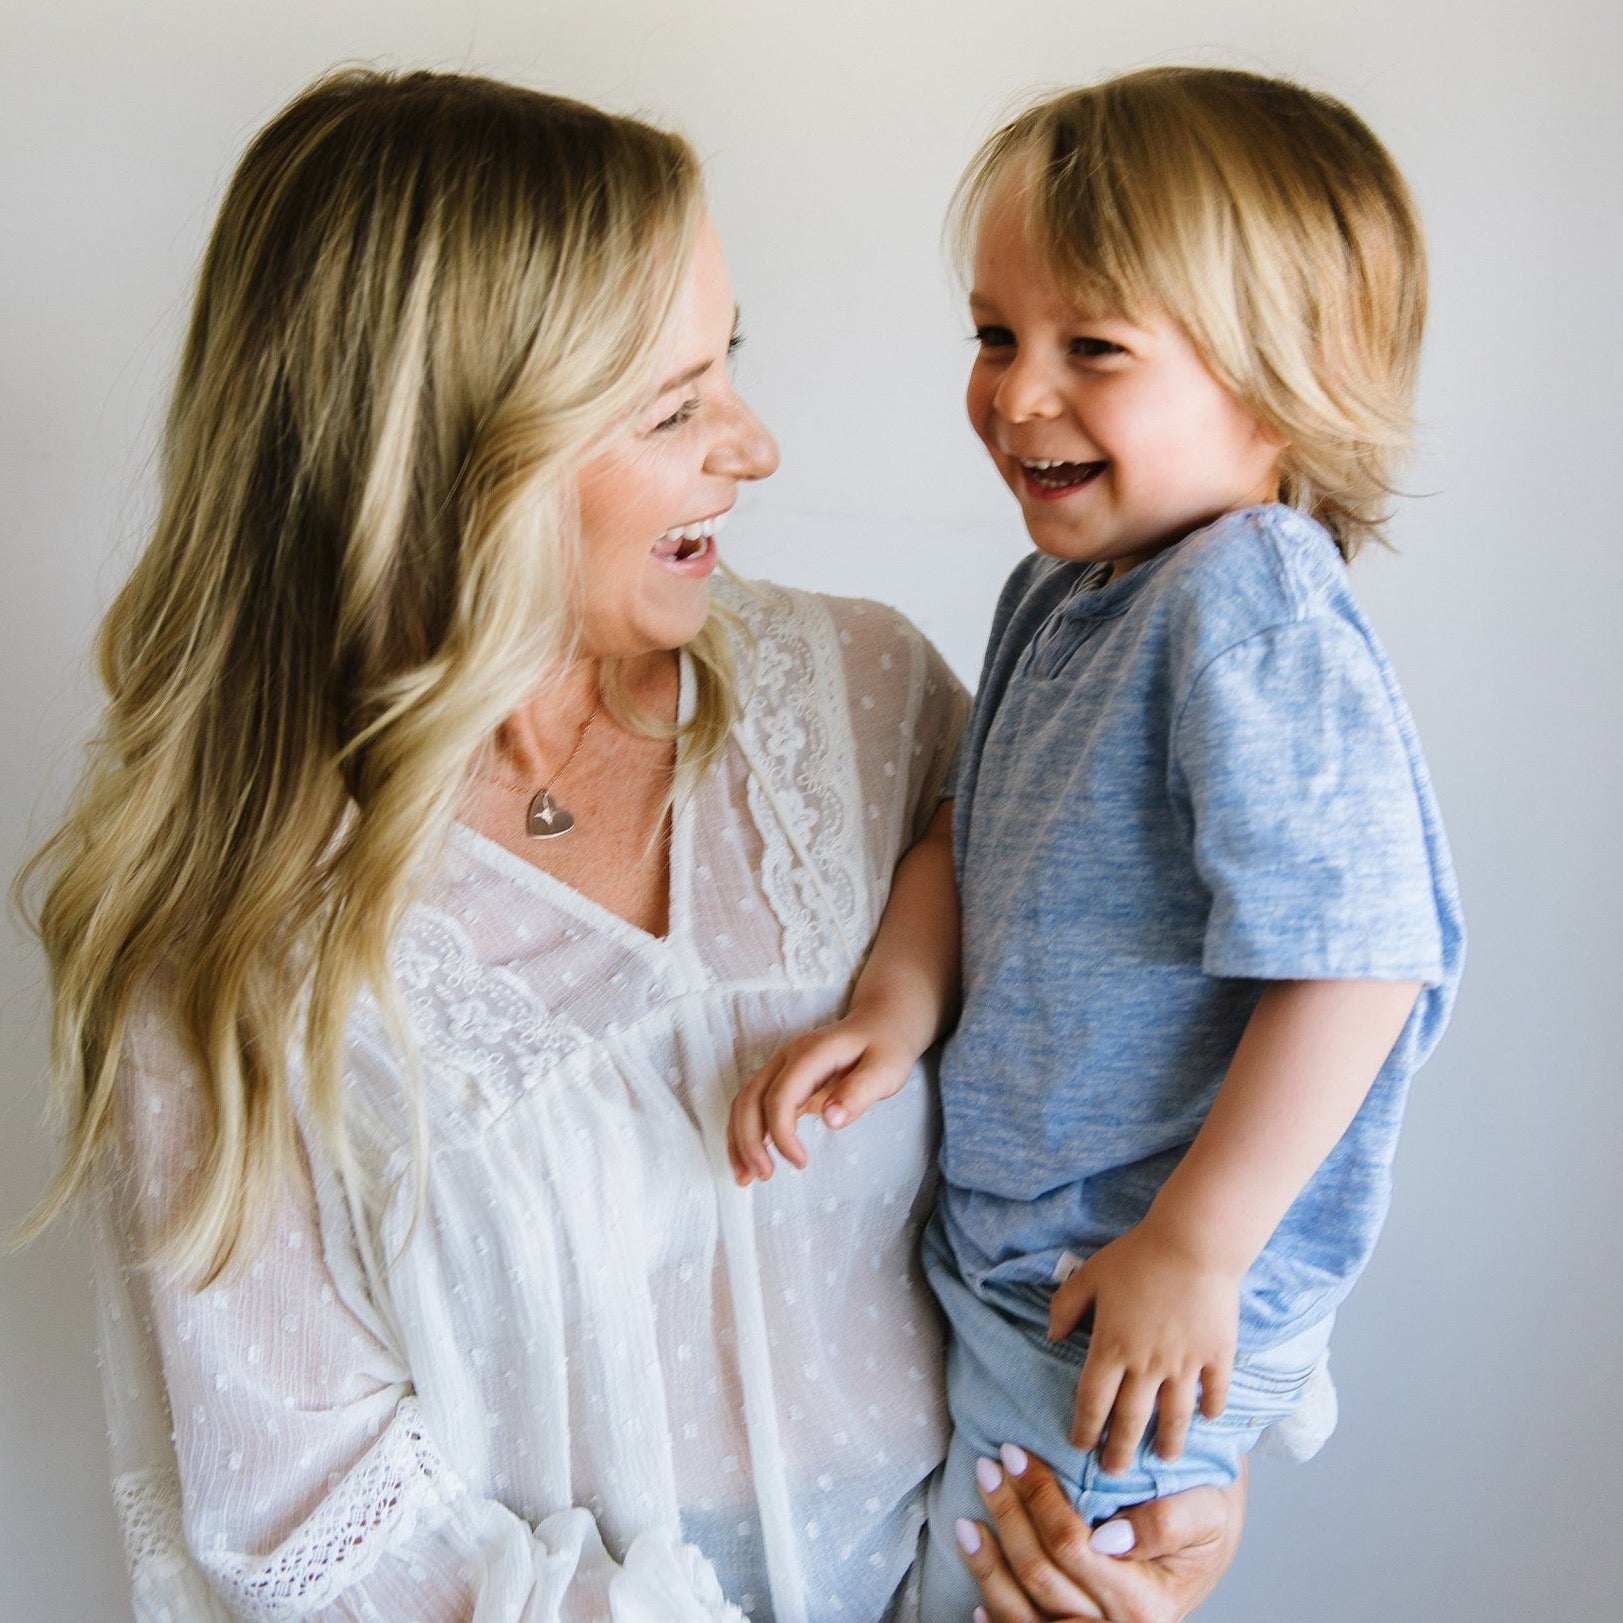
left=584, top=591, right=712, bottom=662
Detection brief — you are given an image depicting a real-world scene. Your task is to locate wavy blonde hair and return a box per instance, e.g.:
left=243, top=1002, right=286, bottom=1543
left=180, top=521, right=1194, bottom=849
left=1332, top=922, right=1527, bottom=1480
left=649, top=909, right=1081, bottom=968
left=17, top=67, right=736, bottom=1281
left=951, top=66, right=1428, bottom=558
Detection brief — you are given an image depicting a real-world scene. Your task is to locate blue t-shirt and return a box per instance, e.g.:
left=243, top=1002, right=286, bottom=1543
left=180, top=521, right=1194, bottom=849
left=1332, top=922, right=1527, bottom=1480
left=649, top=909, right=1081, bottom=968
left=938, top=505, right=1464, bottom=1350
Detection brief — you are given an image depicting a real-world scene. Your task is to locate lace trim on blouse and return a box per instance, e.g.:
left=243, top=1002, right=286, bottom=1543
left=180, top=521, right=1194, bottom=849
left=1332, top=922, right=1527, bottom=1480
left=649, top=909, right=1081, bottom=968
left=115, top=1464, right=190, bottom=1592
left=729, top=582, right=869, bottom=984
left=117, top=1398, right=461, bottom=1620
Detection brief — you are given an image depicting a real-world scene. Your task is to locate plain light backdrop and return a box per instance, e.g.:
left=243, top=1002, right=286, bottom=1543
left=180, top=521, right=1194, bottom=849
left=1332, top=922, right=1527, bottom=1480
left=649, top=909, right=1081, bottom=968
left=3, top=2, right=1619, bottom=1618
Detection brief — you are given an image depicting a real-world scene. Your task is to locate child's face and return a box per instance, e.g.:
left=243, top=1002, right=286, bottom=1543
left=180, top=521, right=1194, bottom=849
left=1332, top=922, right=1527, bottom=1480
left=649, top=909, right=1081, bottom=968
left=966, top=172, right=1283, bottom=576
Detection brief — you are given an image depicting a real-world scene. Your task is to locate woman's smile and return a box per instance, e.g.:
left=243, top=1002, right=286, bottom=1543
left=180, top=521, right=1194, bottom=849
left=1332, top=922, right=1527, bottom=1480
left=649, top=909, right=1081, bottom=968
left=652, top=507, right=729, bottom=574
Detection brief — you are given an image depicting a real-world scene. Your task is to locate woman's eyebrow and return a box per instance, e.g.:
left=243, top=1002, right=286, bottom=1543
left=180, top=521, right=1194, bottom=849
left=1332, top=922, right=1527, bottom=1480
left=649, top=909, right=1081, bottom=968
left=654, top=358, right=713, bottom=396
left=654, top=307, right=744, bottom=396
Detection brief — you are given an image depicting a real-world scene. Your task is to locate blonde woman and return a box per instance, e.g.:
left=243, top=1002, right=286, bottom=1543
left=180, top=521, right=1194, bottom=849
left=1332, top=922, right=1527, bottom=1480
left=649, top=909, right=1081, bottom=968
left=20, top=70, right=1244, bottom=1621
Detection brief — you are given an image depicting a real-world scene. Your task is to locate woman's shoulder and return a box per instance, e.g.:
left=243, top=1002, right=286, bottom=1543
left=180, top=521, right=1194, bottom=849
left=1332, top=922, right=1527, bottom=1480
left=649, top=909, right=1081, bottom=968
left=716, top=575, right=962, bottom=711
left=716, top=573, right=929, bottom=652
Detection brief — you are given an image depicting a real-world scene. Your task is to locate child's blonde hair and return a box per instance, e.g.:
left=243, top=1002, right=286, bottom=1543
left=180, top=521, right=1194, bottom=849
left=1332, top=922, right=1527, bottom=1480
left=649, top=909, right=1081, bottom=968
left=952, top=66, right=1427, bottom=558
left=17, top=68, right=728, bottom=1281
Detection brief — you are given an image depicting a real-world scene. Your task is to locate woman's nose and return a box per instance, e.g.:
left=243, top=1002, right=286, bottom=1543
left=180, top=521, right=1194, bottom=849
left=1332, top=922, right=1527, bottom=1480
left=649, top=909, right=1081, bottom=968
left=707, top=393, right=780, bottom=482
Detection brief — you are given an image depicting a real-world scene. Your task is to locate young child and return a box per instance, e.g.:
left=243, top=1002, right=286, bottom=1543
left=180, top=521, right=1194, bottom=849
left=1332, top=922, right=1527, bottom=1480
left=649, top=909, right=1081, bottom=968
left=728, top=65, right=1463, bottom=1614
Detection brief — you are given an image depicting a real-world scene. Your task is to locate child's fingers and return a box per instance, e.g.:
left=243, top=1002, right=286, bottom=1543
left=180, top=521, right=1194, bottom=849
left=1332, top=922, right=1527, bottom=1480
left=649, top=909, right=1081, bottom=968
left=1199, top=1357, right=1231, bottom=1421
left=763, top=1081, right=812, bottom=1169
left=1152, top=1375, right=1196, bottom=1462
left=1047, top=1272, right=1093, bottom=1343
left=761, top=1035, right=859, bottom=1166
left=1068, top=1354, right=1121, bottom=1454
left=1099, top=1371, right=1158, bottom=1476
left=728, top=1054, right=786, bottom=1183
left=818, top=1053, right=904, bottom=1129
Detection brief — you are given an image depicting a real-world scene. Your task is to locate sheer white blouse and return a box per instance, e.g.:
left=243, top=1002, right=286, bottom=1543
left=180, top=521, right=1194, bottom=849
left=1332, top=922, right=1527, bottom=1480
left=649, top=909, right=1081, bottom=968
left=93, top=583, right=971, bottom=1623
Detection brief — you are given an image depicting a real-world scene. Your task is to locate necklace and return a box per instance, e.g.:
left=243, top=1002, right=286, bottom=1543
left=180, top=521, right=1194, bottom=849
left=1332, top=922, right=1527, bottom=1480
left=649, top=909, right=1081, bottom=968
left=481, top=690, right=599, bottom=839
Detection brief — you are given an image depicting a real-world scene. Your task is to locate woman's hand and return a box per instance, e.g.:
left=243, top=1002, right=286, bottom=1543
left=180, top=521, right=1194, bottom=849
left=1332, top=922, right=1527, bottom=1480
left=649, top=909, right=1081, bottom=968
left=956, top=1448, right=1246, bottom=1623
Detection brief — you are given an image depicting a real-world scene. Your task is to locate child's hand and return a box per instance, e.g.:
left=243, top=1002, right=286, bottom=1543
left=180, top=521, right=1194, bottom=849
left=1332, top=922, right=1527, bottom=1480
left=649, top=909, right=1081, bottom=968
left=727, top=1014, right=919, bottom=1185
left=1048, top=1219, right=1242, bottom=1475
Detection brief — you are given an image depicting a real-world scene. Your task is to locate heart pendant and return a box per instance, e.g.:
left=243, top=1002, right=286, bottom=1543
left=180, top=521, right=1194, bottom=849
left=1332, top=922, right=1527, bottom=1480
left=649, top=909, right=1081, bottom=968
left=526, top=790, right=575, bottom=839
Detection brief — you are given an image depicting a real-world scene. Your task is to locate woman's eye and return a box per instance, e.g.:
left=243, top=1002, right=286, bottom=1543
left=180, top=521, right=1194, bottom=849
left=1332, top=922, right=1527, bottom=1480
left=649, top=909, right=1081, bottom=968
left=971, top=325, right=1015, bottom=350
left=1071, top=336, right=1125, bottom=359
left=652, top=398, right=701, bottom=433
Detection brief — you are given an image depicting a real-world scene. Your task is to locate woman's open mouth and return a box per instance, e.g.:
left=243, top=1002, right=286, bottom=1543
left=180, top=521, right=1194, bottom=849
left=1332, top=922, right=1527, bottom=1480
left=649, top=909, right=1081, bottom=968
left=1018, top=458, right=1107, bottom=500
left=653, top=511, right=727, bottom=574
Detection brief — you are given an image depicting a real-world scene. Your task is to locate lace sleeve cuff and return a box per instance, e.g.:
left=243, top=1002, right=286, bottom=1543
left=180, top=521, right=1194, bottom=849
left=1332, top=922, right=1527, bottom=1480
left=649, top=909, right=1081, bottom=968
left=182, top=1398, right=455, bottom=1619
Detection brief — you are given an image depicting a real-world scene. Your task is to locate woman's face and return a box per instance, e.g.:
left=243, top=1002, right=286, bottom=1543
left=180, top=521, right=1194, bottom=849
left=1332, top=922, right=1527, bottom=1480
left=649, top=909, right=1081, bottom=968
left=574, top=215, right=778, bottom=659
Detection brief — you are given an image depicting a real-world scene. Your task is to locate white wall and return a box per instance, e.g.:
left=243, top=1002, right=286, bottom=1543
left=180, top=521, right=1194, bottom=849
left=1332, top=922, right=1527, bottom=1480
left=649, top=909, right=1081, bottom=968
left=3, top=2, right=1618, bottom=1617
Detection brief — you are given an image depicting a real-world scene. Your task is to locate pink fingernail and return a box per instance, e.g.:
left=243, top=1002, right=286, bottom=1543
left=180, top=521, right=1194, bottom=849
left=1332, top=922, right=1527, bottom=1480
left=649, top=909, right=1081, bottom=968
left=954, top=1517, right=982, bottom=1554
left=975, top=1610, right=991, bottom=1623
left=974, top=1455, right=1002, bottom=1494
left=1090, top=1518, right=1137, bottom=1556
left=824, top=1104, right=849, bottom=1128
left=999, top=1442, right=1029, bottom=1477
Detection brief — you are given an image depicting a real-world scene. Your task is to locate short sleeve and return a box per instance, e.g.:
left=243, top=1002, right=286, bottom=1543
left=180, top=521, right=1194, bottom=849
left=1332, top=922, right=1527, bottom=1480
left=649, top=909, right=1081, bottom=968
left=1170, top=616, right=1446, bottom=983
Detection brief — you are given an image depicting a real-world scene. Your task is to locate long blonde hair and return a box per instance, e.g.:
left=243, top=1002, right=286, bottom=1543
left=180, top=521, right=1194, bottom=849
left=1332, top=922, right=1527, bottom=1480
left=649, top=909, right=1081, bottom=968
left=17, top=67, right=736, bottom=1281
left=951, top=67, right=1428, bottom=557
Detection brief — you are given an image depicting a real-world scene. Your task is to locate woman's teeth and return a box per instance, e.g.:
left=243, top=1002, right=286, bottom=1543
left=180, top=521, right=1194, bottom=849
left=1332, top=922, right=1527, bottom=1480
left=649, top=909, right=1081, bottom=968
left=657, top=512, right=727, bottom=559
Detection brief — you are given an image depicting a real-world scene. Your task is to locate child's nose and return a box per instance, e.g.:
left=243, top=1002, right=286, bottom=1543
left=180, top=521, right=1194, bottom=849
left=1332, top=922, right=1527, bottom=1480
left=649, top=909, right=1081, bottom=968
left=993, top=352, right=1063, bottom=423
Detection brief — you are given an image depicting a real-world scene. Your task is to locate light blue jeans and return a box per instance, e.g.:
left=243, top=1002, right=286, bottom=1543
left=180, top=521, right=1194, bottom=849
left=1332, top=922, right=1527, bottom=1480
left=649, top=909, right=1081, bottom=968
left=919, top=1214, right=1333, bottom=1619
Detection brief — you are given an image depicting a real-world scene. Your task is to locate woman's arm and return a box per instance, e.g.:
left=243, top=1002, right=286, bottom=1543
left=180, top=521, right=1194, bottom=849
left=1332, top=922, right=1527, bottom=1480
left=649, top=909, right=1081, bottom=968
left=957, top=1450, right=1246, bottom=1623
left=102, top=1032, right=743, bottom=1623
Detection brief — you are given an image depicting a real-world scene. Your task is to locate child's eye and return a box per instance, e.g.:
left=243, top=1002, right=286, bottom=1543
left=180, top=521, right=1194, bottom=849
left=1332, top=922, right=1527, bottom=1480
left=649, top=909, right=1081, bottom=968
left=652, top=398, right=701, bottom=433
left=971, top=325, right=1015, bottom=350
left=1071, top=336, right=1126, bottom=359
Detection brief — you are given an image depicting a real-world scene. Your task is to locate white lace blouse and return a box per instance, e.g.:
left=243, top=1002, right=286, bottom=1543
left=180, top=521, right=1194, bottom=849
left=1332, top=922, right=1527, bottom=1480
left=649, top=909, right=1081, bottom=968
left=93, top=583, right=971, bottom=1623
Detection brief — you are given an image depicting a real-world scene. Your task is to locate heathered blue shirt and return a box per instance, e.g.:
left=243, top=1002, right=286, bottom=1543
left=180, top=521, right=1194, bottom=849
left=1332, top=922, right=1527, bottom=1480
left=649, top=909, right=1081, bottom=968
left=938, top=505, right=1464, bottom=1350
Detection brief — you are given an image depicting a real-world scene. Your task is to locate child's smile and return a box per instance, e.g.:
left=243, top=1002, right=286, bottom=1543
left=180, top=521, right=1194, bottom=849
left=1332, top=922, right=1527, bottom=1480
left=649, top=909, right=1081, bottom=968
left=965, top=171, right=1284, bottom=577
left=1017, top=457, right=1108, bottom=499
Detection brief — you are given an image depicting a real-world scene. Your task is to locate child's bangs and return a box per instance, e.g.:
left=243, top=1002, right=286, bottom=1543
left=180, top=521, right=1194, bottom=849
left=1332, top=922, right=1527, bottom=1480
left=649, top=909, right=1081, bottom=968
left=1025, top=157, right=1184, bottom=328
left=952, top=113, right=1214, bottom=333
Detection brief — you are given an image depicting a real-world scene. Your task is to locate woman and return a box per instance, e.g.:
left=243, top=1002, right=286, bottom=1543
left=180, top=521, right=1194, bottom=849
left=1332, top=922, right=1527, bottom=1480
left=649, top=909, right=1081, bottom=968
left=22, top=69, right=1244, bottom=1620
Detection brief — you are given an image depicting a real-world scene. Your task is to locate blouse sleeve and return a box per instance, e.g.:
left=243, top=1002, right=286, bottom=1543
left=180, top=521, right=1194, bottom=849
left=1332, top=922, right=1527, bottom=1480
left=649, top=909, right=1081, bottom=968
left=96, top=1012, right=743, bottom=1623
left=823, top=594, right=971, bottom=854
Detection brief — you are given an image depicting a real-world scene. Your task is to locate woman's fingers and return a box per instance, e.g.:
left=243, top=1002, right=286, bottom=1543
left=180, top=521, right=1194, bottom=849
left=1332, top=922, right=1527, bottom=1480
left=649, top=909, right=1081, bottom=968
left=968, top=1448, right=1247, bottom=1623
left=1078, top=1474, right=1248, bottom=1623
left=953, top=1513, right=1043, bottom=1623
left=964, top=1449, right=1105, bottom=1620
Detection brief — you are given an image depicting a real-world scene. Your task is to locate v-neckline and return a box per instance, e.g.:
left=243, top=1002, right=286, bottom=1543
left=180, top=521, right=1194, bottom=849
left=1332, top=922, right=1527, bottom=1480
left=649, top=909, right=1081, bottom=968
left=449, top=653, right=696, bottom=953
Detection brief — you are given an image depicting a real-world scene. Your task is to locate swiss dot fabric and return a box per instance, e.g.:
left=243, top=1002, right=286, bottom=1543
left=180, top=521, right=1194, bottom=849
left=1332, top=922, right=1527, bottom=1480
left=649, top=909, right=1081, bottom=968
left=93, top=581, right=969, bottom=1622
